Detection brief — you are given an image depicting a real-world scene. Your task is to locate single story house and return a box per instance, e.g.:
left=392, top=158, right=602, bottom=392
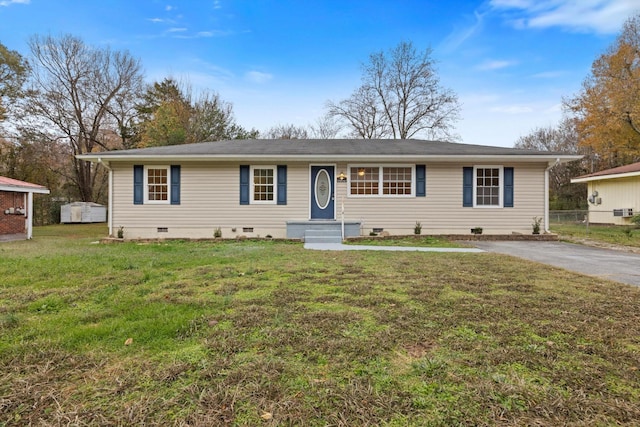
left=571, top=161, right=640, bottom=225
left=77, top=139, right=580, bottom=240
left=0, top=176, right=50, bottom=240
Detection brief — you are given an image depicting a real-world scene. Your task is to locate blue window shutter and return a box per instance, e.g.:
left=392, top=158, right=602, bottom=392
left=277, top=165, right=287, bottom=205
left=170, top=165, right=181, bottom=205
left=416, top=165, right=426, bottom=197
left=504, top=167, right=514, bottom=208
left=239, top=165, right=250, bottom=205
left=463, top=167, right=473, bottom=207
left=133, top=165, right=144, bottom=205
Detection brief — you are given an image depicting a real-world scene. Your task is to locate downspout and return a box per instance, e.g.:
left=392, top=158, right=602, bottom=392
left=544, top=159, right=560, bottom=233
left=98, top=158, right=113, bottom=237
left=26, top=191, right=33, bottom=239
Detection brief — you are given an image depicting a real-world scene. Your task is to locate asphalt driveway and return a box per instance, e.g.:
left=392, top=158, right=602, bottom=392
left=473, top=241, right=640, bottom=286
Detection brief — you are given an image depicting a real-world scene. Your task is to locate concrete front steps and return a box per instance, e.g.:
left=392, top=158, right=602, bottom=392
left=286, top=220, right=361, bottom=242
left=304, top=229, right=343, bottom=244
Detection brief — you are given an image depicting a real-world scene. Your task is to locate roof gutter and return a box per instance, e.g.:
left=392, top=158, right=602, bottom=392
left=77, top=153, right=583, bottom=163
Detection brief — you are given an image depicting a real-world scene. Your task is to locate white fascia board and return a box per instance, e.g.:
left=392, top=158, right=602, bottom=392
left=0, top=184, right=50, bottom=194
left=571, top=170, right=640, bottom=183
left=77, top=154, right=583, bottom=164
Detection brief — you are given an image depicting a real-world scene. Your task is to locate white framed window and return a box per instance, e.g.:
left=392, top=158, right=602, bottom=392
left=145, top=166, right=170, bottom=204
left=349, top=165, right=414, bottom=197
left=251, top=166, right=277, bottom=204
left=474, top=166, right=502, bottom=207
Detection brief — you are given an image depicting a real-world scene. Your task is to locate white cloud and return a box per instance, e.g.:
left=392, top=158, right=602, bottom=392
left=531, top=70, right=567, bottom=78
left=170, top=30, right=233, bottom=39
left=476, top=59, right=518, bottom=70
left=0, top=0, right=29, bottom=6
left=165, top=5, right=174, bottom=11
left=168, top=27, right=187, bottom=33
left=490, top=0, right=640, bottom=34
left=148, top=18, right=164, bottom=23
left=440, top=10, right=486, bottom=52
left=213, top=0, right=222, bottom=9
left=245, top=71, right=273, bottom=84
left=544, top=103, right=563, bottom=113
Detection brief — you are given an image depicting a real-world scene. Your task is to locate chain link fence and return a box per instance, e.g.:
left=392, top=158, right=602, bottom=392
left=549, top=210, right=588, bottom=224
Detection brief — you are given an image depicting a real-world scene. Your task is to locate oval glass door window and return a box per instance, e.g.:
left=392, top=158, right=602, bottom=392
left=315, top=169, right=331, bottom=209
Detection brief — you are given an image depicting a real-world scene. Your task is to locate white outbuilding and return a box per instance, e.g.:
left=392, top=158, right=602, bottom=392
left=60, top=202, right=107, bottom=224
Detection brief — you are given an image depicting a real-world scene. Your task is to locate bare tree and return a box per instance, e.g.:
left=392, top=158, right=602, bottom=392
left=262, top=123, right=309, bottom=139
left=327, top=85, right=388, bottom=138
left=328, top=41, right=460, bottom=140
left=22, top=34, right=144, bottom=201
left=515, top=118, right=589, bottom=209
left=309, top=113, right=344, bottom=139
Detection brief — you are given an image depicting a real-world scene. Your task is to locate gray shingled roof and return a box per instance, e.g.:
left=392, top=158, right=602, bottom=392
left=78, top=139, right=580, bottom=161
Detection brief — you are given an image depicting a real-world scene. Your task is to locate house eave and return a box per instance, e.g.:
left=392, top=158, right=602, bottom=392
left=0, top=184, right=50, bottom=194
left=571, top=170, right=640, bottom=183
left=77, top=153, right=582, bottom=164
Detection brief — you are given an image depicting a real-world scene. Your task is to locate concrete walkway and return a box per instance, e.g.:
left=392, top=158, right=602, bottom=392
left=304, top=242, right=484, bottom=253
left=474, top=241, right=640, bottom=286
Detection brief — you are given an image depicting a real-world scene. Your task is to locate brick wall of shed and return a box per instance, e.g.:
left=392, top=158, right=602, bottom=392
left=0, top=191, right=26, bottom=235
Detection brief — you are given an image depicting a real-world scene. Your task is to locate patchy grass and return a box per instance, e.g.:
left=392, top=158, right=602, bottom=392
left=346, top=235, right=464, bottom=247
left=1, top=224, right=640, bottom=425
left=552, top=223, right=640, bottom=247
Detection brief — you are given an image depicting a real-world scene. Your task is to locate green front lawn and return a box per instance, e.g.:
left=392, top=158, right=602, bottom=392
left=1, top=224, right=639, bottom=425
left=552, top=223, right=640, bottom=247
left=346, top=235, right=464, bottom=247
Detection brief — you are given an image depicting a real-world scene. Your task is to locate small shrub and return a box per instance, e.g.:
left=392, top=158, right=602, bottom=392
left=624, top=227, right=633, bottom=238
left=631, top=214, right=640, bottom=227
left=214, top=227, right=222, bottom=238
left=471, top=227, right=483, bottom=235
left=532, top=217, right=542, bottom=235
left=369, top=231, right=378, bottom=236
left=414, top=221, right=422, bottom=235
left=117, top=226, right=124, bottom=239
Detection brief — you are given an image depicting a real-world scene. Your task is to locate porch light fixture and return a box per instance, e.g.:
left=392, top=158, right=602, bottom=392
left=337, top=171, right=347, bottom=182
left=358, top=168, right=366, bottom=177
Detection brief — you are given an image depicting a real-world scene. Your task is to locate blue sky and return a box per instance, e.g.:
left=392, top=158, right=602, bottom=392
left=1, top=0, right=638, bottom=147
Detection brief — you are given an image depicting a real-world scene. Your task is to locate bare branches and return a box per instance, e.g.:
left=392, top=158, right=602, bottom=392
left=515, top=118, right=589, bottom=209
left=262, top=123, right=309, bottom=140
left=328, top=41, right=460, bottom=141
left=23, top=34, right=144, bottom=201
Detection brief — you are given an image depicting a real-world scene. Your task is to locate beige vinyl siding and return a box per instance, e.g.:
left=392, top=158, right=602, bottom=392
left=587, top=178, right=640, bottom=225
left=336, top=162, right=545, bottom=235
left=112, top=161, right=310, bottom=239
left=112, top=161, right=547, bottom=238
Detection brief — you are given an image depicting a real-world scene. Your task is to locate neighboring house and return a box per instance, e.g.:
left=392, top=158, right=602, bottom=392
left=571, top=161, right=640, bottom=225
left=0, top=176, right=50, bottom=240
left=77, top=139, right=580, bottom=240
